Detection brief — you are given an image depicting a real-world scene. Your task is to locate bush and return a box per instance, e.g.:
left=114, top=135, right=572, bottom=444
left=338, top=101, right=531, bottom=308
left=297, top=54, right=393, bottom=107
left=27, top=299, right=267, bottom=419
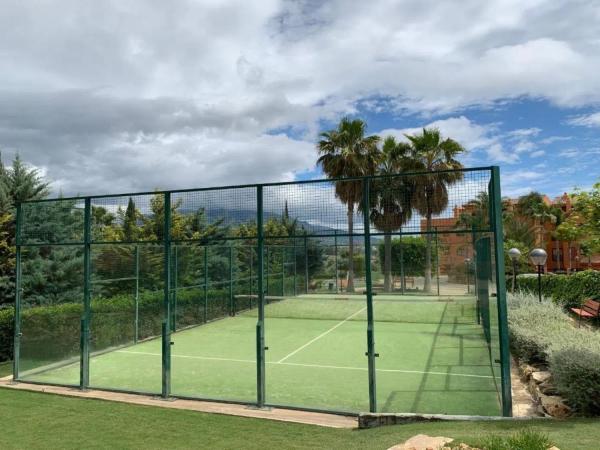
left=508, top=291, right=600, bottom=415
left=0, top=274, right=279, bottom=363
left=516, top=269, right=600, bottom=308
left=551, top=347, right=600, bottom=415
left=477, top=429, right=552, bottom=450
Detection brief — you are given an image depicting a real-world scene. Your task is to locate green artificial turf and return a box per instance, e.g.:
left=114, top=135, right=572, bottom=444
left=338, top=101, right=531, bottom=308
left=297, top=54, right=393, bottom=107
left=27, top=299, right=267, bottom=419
left=17, top=295, right=501, bottom=415
left=1, top=388, right=599, bottom=450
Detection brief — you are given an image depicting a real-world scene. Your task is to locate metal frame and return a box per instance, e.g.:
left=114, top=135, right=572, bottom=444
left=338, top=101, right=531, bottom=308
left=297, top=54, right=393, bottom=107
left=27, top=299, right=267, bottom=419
left=13, top=166, right=512, bottom=417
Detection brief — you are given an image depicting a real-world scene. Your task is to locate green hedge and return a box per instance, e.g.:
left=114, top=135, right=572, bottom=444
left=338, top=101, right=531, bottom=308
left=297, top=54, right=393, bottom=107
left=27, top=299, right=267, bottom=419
left=515, top=270, right=600, bottom=308
left=0, top=285, right=261, bottom=364
left=508, top=292, right=600, bottom=415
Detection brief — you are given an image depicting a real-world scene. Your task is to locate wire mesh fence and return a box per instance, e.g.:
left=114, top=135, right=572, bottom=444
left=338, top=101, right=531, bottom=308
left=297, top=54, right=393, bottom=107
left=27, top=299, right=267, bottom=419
left=13, top=167, right=511, bottom=416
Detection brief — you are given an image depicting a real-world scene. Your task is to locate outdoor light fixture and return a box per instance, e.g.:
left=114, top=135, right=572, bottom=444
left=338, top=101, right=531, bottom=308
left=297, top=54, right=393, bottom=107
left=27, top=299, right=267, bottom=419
left=508, top=248, right=521, bottom=293
left=465, top=257, right=472, bottom=294
left=529, top=248, right=547, bottom=303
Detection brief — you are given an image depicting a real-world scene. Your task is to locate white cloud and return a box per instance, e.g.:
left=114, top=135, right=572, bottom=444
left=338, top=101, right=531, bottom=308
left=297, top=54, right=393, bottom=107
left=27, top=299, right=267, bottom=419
left=1, top=1, right=600, bottom=194
left=568, top=112, right=600, bottom=128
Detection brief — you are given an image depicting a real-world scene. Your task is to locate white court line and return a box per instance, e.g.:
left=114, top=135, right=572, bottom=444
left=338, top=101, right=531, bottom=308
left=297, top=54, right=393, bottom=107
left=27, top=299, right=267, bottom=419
left=277, top=306, right=367, bottom=363
left=116, top=350, right=493, bottom=379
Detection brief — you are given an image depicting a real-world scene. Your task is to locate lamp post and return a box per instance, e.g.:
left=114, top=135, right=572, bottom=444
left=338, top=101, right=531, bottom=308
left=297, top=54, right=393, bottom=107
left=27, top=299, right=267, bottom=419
left=465, top=257, right=471, bottom=294
left=508, top=248, right=521, bottom=293
left=529, top=248, right=548, bottom=303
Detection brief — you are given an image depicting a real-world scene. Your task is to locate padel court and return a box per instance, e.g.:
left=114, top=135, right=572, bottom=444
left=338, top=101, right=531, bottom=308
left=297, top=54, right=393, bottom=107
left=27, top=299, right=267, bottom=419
left=13, top=167, right=512, bottom=416
left=20, top=294, right=501, bottom=415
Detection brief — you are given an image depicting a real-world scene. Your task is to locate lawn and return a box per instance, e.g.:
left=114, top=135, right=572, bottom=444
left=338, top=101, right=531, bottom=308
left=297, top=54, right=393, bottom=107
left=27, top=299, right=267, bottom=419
left=0, top=388, right=599, bottom=449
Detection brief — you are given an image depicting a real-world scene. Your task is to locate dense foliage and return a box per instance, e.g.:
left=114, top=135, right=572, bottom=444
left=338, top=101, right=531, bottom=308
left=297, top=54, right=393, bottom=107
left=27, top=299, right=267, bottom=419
left=508, top=292, right=600, bottom=414
left=377, top=236, right=437, bottom=277
left=515, top=270, right=600, bottom=308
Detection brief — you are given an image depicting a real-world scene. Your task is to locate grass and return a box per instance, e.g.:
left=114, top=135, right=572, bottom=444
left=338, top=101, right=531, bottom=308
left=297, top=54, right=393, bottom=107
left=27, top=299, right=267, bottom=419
left=18, top=295, right=500, bottom=415
left=1, top=388, right=600, bottom=449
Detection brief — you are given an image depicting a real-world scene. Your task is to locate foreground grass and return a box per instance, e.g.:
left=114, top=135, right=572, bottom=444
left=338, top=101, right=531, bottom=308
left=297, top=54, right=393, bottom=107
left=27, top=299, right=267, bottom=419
left=0, top=388, right=599, bottom=449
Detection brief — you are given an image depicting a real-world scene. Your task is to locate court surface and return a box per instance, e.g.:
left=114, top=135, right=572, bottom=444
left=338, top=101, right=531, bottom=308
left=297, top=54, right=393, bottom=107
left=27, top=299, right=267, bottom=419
left=21, top=294, right=501, bottom=415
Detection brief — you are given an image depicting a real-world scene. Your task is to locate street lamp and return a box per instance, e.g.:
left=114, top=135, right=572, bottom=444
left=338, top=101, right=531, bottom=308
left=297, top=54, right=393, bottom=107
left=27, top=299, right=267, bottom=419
left=508, top=248, right=521, bottom=293
left=529, top=248, right=548, bottom=303
left=465, top=257, right=471, bottom=294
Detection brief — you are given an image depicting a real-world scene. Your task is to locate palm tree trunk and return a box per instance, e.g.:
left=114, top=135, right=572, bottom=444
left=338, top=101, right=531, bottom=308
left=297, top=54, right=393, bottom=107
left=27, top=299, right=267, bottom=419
left=347, top=203, right=355, bottom=293
left=424, top=213, right=432, bottom=293
left=384, top=233, right=392, bottom=292
left=568, top=242, right=572, bottom=274
left=555, top=239, right=561, bottom=271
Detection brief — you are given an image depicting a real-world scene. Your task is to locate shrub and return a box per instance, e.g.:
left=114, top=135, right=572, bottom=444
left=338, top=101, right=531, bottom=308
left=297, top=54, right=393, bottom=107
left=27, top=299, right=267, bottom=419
left=551, top=347, right=600, bottom=415
left=508, top=291, right=600, bottom=415
left=516, top=269, right=600, bottom=308
left=477, top=429, right=552, bottom=450
left=507, top=292, right=571, bottom=363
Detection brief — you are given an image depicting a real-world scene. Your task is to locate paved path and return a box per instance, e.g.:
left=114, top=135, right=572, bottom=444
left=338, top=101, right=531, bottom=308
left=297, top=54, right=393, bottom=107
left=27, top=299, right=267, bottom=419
left=0, top=377, right=356, bottom=429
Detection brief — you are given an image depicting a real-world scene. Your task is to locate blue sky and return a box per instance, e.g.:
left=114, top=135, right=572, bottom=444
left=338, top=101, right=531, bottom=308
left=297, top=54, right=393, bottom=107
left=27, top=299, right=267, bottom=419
left=0, top=1, right=599, bottom=198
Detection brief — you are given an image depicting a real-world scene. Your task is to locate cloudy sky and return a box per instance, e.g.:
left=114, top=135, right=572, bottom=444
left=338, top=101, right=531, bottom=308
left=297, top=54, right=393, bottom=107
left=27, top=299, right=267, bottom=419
left=1, top=0, right=599, bottom=198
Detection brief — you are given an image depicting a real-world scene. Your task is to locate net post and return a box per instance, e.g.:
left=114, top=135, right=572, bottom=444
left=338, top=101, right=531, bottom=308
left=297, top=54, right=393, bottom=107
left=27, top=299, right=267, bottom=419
left=256, top=185, right=266, bottom=408
left=435, top=227, right=440, bottom=296
left=304, top=231, right=309, bottom=294
left=172, top=245, right=178, bottom=331
left=249, top=246, right=253, bottom=307
left=491, top=166, right=512, bottom=416
left=265, top=246, right=269, bottom=297
left=399, top=231, right=405, bottom=294
left=363, top=178, right=377, bottom=413
left=293, top=237, right=297, bottom=296
left=334, top=230, right=339, bottom=294
left=229, top=245, right=234, bottom=316
left=162, top=192, right=172, bottom=399
left=281, top=246, right=285, bottom=296
left=203, top=246, right=208, bottom=322
left=13, top=202, right=22, bottom=380
left=79, top=197, right=92, bottom=390
left=134, top=244, right=140, bottom=344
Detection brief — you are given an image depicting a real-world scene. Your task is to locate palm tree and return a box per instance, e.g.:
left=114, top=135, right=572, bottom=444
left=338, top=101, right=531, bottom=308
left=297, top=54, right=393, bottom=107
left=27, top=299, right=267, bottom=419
left=404, top=128, right=465, bottom=292
left=369, top=137, right=413, bottom=292
left=317, top=118, right=380, bottom=292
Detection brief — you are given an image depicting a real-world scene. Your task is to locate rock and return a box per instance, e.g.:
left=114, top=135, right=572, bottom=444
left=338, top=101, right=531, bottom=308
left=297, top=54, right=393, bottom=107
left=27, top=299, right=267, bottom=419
left=532, top=371, right=552, bottom=384
left=539, top=381, right=559, bottom=396
left=519, top=363, right=536, bottom=381
left=540, top=395, right=572, bottom=418
left=387, top=434, right=453, bottom=450
left=547, top=446, right=560, bottom=450
left=528, top=378, right=541, bottom=401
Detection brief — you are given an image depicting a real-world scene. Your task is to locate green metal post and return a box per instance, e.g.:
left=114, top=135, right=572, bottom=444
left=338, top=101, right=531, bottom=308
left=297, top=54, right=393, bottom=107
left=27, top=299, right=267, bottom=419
left=249, top=246, right=253, bottom=307
left=304, top=232, right=309, bottom=294
left=81, top=197, right=91, bottom=390
left=172, top=245, right=178, bottom=332
left=134, top=245, right=140, bottom=344
left=334, top=230, right=339, bottom=294
left=256, top=185, right=266, bottom=407
left=491, top=167, right=512, bottom=416
left=281, top=246, right=285, bottom=296
left=399, top=232, right=405, bottom=295
left=12, top=203, right=22, bottom=380
left=293, top=238, right=297, bottom=296
left=203, top=246, right=208, bottom=322
left=363, top=178, right=377, bottom=412
left=229, top=245, right=234, bottom=316
left=435, top=227, right=440, bottom=296
left=265, top=246, right=269, bottom=297
left=162, top=192, right=172, bottom=398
